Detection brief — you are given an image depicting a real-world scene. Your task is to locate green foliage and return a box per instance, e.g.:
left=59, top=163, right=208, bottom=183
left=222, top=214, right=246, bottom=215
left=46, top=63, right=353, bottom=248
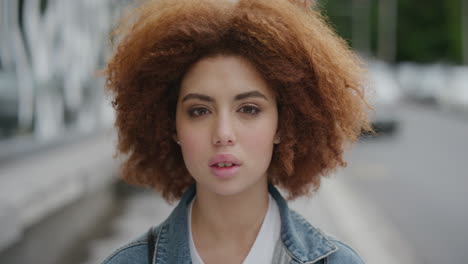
left=445, top=0, right=463, bottom=63
left=319, top=0, right=353, bottom=45
left=319, top=0, right=463, bottom=63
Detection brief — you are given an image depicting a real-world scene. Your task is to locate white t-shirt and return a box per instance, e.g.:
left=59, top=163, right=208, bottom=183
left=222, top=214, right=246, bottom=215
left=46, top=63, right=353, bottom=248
left=188, top=194, right=281, bottom=264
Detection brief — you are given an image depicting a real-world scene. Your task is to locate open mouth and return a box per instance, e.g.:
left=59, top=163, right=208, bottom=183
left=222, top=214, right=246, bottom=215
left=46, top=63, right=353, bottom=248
left=209, top=163, right=241, bottom=178
left=211, top=162, right=237, bottom=168
left=208, top=154, right=242, bottom=178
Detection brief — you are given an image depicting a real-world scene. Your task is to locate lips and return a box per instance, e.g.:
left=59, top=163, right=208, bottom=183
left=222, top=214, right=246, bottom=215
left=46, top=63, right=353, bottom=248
left=208, top=153, right=242, bottom=167
left=209, top=153, right=242, bottom=179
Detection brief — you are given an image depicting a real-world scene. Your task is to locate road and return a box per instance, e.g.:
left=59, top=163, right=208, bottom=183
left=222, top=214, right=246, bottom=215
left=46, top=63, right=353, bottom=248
left=343, top=102, right=468, bottom=264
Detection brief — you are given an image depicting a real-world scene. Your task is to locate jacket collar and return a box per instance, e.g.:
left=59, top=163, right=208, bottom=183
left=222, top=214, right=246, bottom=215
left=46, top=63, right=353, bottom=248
left=154, top=184, right=337, bottom=264
left=268, top=184, right=338, bottom=263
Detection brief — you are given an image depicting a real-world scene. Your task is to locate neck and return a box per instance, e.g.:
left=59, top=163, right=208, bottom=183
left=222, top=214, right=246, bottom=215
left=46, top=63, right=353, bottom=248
left=191, top=178, right=269, bottom=243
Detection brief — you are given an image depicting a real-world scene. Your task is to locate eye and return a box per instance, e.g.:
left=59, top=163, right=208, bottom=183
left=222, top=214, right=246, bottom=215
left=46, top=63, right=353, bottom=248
left=188, top=107, right=211, bottom=117
left=238, top=105, right=260, bottom=115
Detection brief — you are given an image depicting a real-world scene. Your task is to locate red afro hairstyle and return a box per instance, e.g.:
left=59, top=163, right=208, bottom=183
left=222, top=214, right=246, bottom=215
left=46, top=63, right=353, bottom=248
left=104, top=0, right=372, bottom=201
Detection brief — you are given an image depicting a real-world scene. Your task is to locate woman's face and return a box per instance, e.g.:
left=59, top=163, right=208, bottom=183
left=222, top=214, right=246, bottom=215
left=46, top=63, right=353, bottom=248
left=175, top=55, right=279, bottom=197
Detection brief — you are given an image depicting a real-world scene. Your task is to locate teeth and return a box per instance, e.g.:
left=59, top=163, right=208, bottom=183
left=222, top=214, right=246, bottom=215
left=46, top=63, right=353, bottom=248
left=216, top=162, right=233, bottom=167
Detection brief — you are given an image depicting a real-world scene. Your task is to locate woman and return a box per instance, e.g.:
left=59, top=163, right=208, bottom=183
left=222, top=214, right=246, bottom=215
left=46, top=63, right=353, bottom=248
left=102, top=0, right=372, bottom=263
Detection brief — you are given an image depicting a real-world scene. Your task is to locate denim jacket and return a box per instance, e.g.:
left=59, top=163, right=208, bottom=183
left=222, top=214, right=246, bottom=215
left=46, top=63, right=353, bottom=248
left=102, top=184, right=364, bottom=264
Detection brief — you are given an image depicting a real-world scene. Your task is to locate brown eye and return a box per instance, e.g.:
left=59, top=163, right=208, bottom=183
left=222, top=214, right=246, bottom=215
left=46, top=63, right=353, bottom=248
left=188, top=107, right=210, bottom=117
left=238, top=105, right=260, bottom=115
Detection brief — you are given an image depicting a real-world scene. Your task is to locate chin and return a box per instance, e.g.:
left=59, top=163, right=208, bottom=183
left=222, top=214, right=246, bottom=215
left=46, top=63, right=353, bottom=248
left=206, top=182, right=247, bottom=197
left=197, top=176, right=266, bottom=198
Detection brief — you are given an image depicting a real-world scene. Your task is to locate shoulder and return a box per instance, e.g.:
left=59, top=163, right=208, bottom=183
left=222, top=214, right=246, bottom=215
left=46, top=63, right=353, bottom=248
left=101, top=240, right=148, bottom=264
left=101, top=226, right=161, bottom=264
left=281, top=208, right=364, bottom=263
left=326, top=238, right=365, bottom=264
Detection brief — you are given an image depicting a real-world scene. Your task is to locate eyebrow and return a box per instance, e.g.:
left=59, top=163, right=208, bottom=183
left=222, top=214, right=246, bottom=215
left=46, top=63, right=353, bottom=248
left=181, top=91, right=268, bottom=103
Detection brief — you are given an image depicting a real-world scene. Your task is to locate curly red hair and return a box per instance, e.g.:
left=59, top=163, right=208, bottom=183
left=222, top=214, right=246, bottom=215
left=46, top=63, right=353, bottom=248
left=105, top=0, right=372, bottom=201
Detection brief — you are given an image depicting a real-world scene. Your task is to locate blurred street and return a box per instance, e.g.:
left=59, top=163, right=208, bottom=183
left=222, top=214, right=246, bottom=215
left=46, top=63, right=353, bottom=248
left=344, top=101, right=468, bottom=264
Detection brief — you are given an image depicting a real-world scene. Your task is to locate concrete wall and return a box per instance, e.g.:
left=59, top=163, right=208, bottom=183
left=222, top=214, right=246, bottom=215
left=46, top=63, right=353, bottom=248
left=0, top=130, right=119, bottom=264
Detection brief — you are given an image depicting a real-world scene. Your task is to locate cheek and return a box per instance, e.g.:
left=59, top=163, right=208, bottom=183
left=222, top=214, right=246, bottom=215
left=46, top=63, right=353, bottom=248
left=247, top=132, right=275, bottom=156
left=243, top=129, right=274, bottom=149
left=175, top=109, right=205, bottom=169
left=178, top=125, right=208, bottom=168
left=240, top=118, right=277, bottom=165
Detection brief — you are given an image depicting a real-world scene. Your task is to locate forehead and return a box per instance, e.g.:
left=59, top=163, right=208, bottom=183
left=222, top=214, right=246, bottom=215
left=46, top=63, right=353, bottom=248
left=179, top=55, right=274, bottom=99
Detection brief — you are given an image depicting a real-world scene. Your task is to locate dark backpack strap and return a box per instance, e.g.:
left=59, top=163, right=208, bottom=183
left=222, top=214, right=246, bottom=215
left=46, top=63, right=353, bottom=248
left=147, top=227, right=155, bottom=264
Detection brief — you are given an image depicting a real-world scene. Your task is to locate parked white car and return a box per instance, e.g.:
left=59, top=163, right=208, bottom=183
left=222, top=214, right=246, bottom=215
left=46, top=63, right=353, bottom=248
left=441, top=66, right=468, bottom=113
left=399, top=63, right=448, bottom=105
left=365, top=60, right=401, bottom=136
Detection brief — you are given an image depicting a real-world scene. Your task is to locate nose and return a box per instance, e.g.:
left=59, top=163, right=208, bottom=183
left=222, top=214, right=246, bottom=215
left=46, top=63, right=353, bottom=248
left=212, top=113, right=236, bottom=146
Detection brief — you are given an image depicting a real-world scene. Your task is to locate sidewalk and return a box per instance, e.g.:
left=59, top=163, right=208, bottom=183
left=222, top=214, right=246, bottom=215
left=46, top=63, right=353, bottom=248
left=289, top=174, right=419, bottom=264
left=79, top=175, right=419, bottom=264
